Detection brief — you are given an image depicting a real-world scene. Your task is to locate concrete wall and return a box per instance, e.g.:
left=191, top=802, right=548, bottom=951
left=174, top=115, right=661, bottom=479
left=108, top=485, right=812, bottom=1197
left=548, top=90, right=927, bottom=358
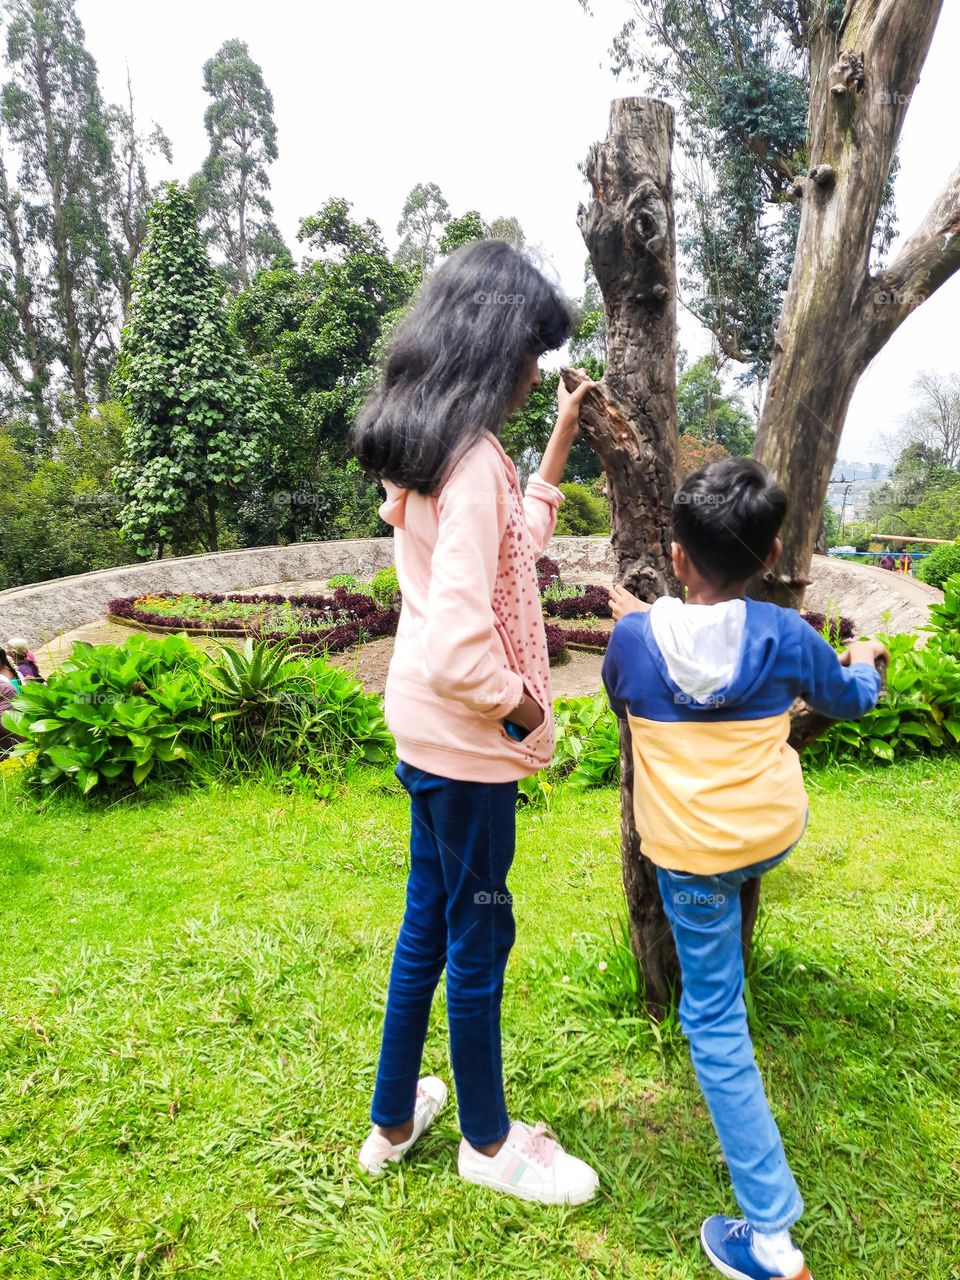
left=0, top=535, right=940, bottom=645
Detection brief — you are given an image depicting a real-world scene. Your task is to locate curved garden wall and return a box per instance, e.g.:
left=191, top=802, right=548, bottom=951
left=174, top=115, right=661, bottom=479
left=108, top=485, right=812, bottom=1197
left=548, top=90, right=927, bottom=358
left=0, top=536, right=941, bottom=644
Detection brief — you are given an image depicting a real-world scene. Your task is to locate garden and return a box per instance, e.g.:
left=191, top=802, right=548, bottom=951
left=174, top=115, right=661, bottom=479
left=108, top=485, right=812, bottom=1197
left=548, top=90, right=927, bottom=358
left=2, top=576, right=960, bottom=1276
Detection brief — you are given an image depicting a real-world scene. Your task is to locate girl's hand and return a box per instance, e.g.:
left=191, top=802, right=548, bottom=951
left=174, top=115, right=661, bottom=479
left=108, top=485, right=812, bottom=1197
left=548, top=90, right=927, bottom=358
left=556, top=369, right=598, bottom=437
left=505, top=693, right=545, bottom=733
left=609, top=585, right=651, bottom=621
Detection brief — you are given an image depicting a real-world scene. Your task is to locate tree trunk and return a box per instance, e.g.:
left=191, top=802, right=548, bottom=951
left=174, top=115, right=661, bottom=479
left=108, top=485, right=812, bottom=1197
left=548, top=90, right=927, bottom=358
left=207, top=492, right=219, bottom=553
left=752, top=0, right=960, bottom=608
left=571, top=97, right=684, bottom=1011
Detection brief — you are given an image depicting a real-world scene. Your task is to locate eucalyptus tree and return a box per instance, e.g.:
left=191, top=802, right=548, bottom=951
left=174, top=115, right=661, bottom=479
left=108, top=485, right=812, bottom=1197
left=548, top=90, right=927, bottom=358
left=194, top=38, right=287, bottom=291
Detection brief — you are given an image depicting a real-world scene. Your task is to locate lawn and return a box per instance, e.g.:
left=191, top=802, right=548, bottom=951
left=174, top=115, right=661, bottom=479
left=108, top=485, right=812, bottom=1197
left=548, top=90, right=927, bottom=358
left=1, top=758, right=959, bottom=1279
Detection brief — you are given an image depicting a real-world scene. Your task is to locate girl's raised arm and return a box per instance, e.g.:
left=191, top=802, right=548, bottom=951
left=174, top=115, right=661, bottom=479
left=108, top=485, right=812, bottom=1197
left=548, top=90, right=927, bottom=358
left=522, top=374, right=597, bottom=553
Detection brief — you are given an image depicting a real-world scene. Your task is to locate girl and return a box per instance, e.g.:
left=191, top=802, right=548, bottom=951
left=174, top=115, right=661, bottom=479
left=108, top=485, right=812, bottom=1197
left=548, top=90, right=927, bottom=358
left=351, top=240, right=599, bottom=1204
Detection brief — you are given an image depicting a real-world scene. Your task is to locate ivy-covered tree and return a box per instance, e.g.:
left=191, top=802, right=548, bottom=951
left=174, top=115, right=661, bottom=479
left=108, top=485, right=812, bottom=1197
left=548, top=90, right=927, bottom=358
left=1, top=0, right=118, bottom=408
left=193, top=39, right=287, bottom=291
left=395, top=181, right=450, bottom=272
left=113, top=183, right=277, bottom=556
left=677, top=354, right=756, bottom=455
left=231, top=197, right=416, bottom=543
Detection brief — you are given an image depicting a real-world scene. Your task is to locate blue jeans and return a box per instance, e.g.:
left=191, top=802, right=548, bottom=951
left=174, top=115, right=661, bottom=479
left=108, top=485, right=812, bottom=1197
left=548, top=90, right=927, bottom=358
left=657, top=847, right=804, bottom=1232
left=371, top=762, right=517, bottom=1147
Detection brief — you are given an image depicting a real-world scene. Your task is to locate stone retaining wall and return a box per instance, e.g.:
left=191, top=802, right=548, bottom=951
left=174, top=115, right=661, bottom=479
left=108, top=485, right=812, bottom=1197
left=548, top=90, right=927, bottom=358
left=0, top=535, right=940, bottom=644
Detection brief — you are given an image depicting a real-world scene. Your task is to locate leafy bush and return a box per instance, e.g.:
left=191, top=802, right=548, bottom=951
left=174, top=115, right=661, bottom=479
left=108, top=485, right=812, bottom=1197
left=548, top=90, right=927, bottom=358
left=327, top=574, right=360, bottom=590
left=1, top=634, right=207, bottom=794
left=206, top=639, right=394, bottom=780
left=802, top=632, right=960, bottom=766
left=1, top=635, right=395, bottom=798
left=916, top=541, right=960, bottom=588
left=371, top=565, right=400, bottom=610
left=553, top=482, right=610, bottom=536
left=518, top=694, right=620, bottom=804
left=924, top=572, right=960, bottom=655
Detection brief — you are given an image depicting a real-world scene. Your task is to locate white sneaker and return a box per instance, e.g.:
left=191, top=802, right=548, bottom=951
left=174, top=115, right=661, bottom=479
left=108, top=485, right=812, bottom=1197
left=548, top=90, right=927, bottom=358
left=358, top=1076, right=448, bottom=1175
left=458, top=1121, right=599, bottom=1205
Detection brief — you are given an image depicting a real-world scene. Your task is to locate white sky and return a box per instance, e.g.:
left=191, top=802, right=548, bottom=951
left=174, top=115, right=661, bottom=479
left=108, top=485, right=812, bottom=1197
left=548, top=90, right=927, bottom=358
left=75, top=0, right=959, bottom=465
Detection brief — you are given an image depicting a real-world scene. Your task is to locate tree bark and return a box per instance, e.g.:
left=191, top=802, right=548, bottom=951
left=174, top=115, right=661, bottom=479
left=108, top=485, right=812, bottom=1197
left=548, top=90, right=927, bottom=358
left=572, top=98, right=684, bottom=1011
left=752, top=0, right=959, bottom=607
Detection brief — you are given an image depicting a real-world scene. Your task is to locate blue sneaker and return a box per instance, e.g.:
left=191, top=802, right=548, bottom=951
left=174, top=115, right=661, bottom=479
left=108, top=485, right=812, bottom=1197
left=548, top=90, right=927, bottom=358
left=700, top=1216, right=812, bottom=1280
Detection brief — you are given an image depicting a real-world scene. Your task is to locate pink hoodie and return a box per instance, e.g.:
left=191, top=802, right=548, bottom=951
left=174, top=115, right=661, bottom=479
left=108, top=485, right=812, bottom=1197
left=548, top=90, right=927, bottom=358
left=379, top=431, right=564, bottom=782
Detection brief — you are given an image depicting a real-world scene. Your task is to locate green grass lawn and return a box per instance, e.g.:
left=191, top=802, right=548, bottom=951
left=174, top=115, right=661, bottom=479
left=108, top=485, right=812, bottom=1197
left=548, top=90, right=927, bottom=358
left=2, top=758, right=959, bottom=1279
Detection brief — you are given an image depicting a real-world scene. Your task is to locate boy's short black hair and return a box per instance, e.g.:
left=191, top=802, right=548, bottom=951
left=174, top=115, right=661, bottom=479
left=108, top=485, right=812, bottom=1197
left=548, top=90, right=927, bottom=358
left=672, top=459, right=787, bottom=586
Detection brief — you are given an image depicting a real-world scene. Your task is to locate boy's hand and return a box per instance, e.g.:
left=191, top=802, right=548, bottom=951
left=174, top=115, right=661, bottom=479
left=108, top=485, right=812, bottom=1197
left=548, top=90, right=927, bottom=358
left=609, top=585, right=652, bottom=621
left=840, top=639, right=889, bottom=668
left=556, top=369, right=598, bottom=437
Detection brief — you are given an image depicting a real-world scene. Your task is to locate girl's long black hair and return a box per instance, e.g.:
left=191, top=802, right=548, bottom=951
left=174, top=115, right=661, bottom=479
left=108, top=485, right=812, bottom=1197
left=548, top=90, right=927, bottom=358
left=351, top=240, right=571, bottom=494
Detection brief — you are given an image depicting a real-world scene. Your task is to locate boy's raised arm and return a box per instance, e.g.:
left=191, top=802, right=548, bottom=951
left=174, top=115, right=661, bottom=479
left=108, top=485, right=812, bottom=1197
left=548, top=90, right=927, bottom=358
left=798, top=623, right=886, bottom=721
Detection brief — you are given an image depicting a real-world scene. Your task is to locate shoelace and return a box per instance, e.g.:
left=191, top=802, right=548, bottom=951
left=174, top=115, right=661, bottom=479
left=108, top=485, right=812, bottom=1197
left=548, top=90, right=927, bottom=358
left=518, top=1122, right=557, bottom=1167
left=724, top=1220, right=753, bottom=1244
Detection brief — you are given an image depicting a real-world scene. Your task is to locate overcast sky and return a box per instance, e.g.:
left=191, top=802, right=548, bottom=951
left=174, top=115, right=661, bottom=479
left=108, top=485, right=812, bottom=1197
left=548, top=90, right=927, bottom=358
left=75, top=0, right=959, bottom=466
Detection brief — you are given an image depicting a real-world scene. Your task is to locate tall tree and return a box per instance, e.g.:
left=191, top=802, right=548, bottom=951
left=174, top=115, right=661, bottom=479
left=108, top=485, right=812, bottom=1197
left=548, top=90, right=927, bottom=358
left=677, top=354, right=756, bottom=455
left=892, top=371, right=960, bottom=471
left=106, top=69, right=172, bottom=319
left=587, top=0, right=960, bottom=608
left=395, top=181, right=450, bottom=272
left=231, top=197, right=416, bottom=543
left=193, top=38, right=287, bottom=291
left=1, top=0, right=118, bottom=409
left=0, top=122, right=51, bottom=430
left=113, top=183, right=276, bottom=556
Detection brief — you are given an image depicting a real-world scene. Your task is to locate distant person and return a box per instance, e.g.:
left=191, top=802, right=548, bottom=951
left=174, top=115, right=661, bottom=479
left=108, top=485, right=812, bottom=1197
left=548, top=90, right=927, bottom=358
left=603, top=459, right=888, bottom=1280
left=879, top=553, right=896, bottom=571
left=6, top=637, right=42, bottom=682
left=0, top=647, right=21, bottom=692
left=350, top=241, right=600, bottom=1204
left=0, top=649, right=20, bottom=757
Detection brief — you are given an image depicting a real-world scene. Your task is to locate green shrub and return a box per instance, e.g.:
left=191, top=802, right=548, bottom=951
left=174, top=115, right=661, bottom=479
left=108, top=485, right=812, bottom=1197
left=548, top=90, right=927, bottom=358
left=206, top=638, right=394, bottom=778
left=2, top=635, right=395, bottom=798
left=371, top=565, right=400, bottom=610
left=925, top=572, right=960, bottom=655
left=916, top=541, right=960, bottom=588
left=327, top=574, right=360, bottom=590
left=1, top=634, right=207, bottom=794
left=553, top=482, right=610, bottom=536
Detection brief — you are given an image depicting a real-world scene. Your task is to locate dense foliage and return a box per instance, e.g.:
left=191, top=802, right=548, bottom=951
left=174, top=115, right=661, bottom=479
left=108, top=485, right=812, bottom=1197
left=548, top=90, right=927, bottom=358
left=112, top=183, right=279, bottom=556
left=1, top=633, right=393, bottom=795
left=916, top=543, right=960, bottom=590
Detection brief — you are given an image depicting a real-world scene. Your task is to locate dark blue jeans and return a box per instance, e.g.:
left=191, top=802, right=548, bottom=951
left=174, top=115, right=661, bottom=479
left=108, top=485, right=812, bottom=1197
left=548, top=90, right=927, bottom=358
left=371, top=762, right=518, bottom=1147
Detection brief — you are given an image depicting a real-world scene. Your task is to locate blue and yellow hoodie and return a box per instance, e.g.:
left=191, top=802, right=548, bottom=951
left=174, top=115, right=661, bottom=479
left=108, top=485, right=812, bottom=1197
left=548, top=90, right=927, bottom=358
left=601, top=597, right=883, bottom=874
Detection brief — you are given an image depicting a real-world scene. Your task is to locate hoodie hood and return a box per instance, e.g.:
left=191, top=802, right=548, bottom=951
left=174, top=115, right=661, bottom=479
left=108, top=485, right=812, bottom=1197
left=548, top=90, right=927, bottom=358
left=379, top=480, right=409, bottom=530
left=647, top=596, right=785, bottom=709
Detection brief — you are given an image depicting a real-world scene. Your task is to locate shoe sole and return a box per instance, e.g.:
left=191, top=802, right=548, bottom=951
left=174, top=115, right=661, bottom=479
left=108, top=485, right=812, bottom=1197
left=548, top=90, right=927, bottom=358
left=699, top=1223, right=813, bottom=1280
left=458, top=1164, right=599, bottom=1206
left=358, top=1080, right=449, bottom=1176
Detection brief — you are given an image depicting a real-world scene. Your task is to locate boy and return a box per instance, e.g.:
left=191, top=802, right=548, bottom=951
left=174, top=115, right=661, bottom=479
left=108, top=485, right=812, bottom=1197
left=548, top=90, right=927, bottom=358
left=602, top=459, right=886, bottom=1280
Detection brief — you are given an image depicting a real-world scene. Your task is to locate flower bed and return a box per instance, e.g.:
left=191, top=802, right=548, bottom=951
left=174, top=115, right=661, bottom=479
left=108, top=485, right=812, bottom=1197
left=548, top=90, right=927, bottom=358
left=108, top=590, right=398, bottom=653
left=107, top=564, right=854, bottom=666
